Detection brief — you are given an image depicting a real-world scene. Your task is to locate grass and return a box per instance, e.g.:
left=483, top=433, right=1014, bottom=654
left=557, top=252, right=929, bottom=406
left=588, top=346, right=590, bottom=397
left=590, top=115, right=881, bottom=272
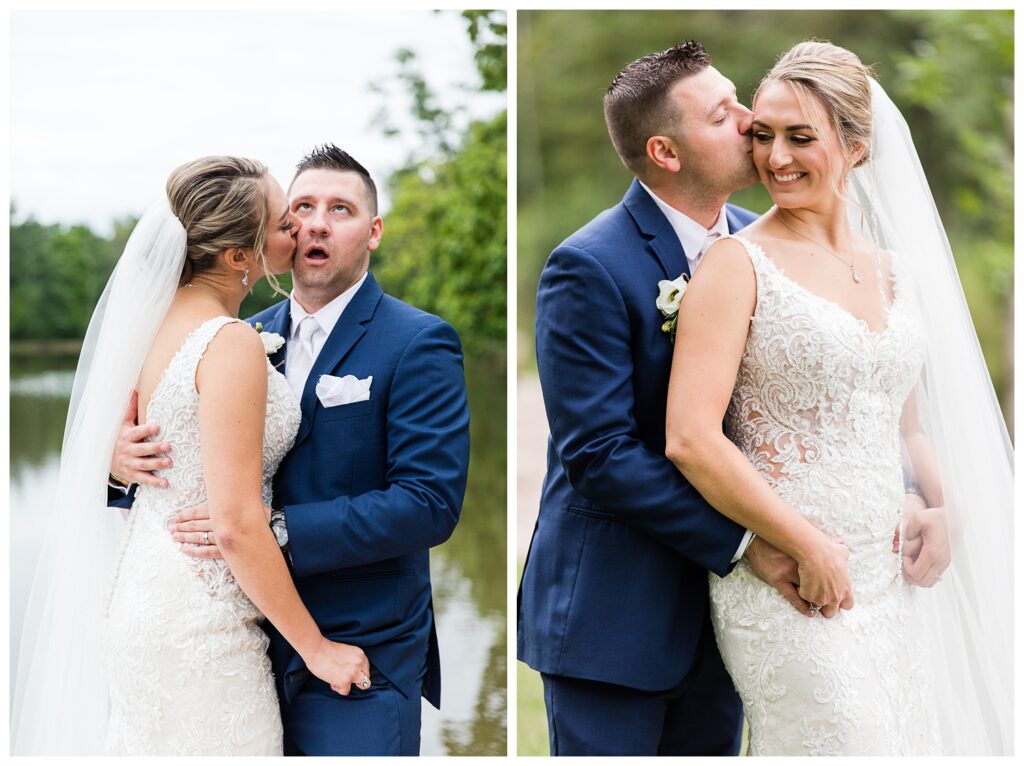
left=517, top=662, right=550, bottom=755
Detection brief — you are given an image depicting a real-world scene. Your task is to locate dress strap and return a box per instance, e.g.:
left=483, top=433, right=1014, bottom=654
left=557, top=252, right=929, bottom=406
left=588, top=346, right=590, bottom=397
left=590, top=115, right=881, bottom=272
left=176, top=316, right=243, bottom=392
left=720, top=233, right=769, bottom=271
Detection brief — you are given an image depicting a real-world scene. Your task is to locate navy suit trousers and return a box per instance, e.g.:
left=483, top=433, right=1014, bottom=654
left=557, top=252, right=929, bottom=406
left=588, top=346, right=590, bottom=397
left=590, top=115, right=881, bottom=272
left=282, top=675, right=423, bottom=756
left=541, top=608, right=743, bottom=756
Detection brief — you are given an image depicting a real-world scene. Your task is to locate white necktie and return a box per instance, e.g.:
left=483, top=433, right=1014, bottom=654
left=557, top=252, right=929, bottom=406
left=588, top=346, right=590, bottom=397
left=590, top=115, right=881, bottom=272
left=288, top=315, right=323, bottom=399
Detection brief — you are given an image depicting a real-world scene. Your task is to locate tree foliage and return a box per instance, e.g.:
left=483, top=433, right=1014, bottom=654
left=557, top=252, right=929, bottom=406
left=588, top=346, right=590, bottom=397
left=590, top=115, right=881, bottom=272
left=372, top=9, right=507, bottom=359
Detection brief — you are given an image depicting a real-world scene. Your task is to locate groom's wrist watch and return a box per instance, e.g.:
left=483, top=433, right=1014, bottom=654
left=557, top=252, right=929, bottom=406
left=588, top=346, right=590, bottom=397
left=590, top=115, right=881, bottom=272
left=270, top=508, right=289, bottom=552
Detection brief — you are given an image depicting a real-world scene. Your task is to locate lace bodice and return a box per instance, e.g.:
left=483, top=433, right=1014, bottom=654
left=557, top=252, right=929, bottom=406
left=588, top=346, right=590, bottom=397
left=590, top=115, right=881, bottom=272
left=139, top=316, right=299, bottom=519
left=103, top=316, right=300, bottom=754
left=726, top=235, right=926, bottom=557
left=708, top=235, right=938, bottom=755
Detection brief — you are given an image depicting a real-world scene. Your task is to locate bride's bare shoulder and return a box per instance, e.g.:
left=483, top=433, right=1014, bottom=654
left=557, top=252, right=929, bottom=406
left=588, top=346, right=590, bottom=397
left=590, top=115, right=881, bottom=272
left=695, top=236, right=757, bottom=285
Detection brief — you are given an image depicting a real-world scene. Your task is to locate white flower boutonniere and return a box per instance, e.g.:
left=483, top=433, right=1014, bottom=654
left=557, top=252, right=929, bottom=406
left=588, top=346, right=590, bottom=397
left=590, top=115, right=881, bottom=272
left=255, top=322, right=285, bottom=355
left=656, top=275, right=689, bottom=342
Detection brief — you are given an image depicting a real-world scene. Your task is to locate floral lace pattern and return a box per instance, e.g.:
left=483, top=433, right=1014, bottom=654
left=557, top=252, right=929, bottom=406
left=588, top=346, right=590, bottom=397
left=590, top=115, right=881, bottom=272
left=709, top=235, right=940, bottom=755
left=103, top=316, right=300, bottom=755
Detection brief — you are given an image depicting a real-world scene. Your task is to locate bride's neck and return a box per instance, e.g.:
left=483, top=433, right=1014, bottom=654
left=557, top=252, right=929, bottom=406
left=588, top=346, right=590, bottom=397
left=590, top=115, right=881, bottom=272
left=773, top=203, right=852, bottom=250
left=179, top=272, right=247, bottom=317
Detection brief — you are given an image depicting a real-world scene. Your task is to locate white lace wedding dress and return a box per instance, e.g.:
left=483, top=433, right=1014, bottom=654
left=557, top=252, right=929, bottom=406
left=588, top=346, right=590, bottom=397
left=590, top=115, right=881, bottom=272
left=709, top=236, right=941, bottom=755
left=103, top=317, right=300, bottom=755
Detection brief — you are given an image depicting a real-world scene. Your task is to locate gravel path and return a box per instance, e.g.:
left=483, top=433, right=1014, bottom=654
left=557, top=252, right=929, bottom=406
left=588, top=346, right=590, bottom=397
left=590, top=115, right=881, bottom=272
left=517, top=373, right=547, bottom=559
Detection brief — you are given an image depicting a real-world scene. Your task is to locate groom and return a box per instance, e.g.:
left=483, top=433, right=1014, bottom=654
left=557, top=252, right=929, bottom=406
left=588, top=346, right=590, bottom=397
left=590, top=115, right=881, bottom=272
left=518, top=42, right=804, bottom=757
left=111, top=145, right=470, bottom=755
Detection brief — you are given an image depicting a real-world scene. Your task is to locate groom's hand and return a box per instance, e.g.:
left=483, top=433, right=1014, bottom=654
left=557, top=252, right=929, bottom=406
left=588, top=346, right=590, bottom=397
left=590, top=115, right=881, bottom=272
left=172, top=503, right=275, bottom=559
left=743, top=537, right=815, bottom=617
left=111, top=390, right=173, bottom=489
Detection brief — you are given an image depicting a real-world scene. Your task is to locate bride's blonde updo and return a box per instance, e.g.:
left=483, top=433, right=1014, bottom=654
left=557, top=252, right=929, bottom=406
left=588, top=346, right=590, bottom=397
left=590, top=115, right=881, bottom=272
left=757, top=40, right=874, bottom=170
left=165, top=156, right=272, bottom=287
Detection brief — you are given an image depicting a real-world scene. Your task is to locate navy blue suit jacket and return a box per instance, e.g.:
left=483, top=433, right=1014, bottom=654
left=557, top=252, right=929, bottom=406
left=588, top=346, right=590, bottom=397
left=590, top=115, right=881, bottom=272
left=250, top=273, right=469, bottom=710
left=113, top=272, right=470, bottom=710
left=517, top=180, right=757, bottom=691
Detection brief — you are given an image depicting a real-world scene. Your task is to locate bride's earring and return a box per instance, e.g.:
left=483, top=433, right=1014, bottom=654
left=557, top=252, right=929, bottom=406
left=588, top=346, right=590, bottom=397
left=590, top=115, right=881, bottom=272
left=242, top=268, right=250, bottom=288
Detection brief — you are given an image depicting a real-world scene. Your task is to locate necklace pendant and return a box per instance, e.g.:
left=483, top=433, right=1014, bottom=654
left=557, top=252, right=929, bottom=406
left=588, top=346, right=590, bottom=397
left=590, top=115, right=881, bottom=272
left=852, top=270, right=862, bottom=284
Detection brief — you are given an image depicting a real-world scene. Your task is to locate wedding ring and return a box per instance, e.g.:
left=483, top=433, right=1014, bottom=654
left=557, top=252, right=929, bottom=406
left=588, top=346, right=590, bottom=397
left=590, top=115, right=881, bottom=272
left=357, top=675, right=371, bottom=690
left=809, top=603, right=821, bottom=614
left=203, top=531, right=210, bottom=546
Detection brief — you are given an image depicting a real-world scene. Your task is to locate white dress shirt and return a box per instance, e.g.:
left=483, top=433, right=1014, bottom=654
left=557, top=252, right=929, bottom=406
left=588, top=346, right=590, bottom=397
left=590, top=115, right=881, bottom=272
left=285, top=271, right=368, bottom=396
left=638, top=180, right=731, bottom=274
left=639, top=182, right=755, bottom=563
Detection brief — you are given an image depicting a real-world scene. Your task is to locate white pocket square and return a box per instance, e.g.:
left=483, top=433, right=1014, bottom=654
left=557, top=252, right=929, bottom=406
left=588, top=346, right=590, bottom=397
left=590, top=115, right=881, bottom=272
left=316, top=374, right=373, bottom=407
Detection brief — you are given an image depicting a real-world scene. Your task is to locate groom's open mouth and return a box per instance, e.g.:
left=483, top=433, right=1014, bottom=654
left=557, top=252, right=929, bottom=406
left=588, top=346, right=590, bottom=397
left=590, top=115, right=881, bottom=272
left=303, top=245, right=330, bottom=263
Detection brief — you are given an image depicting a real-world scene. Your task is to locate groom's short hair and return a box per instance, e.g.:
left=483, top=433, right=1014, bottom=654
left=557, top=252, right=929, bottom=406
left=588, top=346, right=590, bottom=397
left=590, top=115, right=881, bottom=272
left=292, top=144, right=379, bottom=216
left=604, top=41, right=711, bottom=176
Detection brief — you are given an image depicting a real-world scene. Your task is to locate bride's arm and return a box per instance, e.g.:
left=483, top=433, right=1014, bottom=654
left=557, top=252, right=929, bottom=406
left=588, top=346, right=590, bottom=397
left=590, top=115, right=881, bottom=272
left=196, top=323, right=368, bottom=695
left=898, top=386, right=950, bottom=586
left=664, top=239, right=853, bottom=614
left=899, top=387, right=944, bottom=507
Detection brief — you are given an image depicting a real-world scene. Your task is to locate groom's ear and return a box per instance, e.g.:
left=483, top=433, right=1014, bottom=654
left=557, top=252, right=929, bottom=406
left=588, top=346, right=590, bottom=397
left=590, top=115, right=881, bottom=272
left=646, top=135, right=683, bottom=174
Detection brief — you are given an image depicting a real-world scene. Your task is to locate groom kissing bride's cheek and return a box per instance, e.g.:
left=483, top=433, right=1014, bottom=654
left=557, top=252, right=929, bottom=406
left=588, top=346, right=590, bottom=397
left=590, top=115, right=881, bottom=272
left=518, top=40, right=1011, bottom=756
left=16, top=146, right=469, bottom=756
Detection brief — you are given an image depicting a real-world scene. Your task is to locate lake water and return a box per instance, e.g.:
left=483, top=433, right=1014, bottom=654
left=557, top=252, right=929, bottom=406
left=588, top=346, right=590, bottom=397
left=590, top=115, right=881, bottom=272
left=9, top=354, right=507, bottom=755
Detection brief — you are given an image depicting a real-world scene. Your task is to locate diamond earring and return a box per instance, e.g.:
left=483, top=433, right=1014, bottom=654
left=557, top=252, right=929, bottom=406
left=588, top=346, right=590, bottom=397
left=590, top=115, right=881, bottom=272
left=242, top=268, right=250, bottom=288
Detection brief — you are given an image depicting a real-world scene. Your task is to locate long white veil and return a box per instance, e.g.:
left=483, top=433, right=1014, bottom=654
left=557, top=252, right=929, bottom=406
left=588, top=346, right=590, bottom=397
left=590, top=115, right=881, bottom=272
left=11, top=205, right=186, bottom=754
left=848, top=79, right=1013, bottom=755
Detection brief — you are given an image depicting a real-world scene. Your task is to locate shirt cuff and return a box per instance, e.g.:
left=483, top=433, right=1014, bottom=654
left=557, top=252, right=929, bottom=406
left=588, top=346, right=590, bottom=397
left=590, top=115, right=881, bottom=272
left=731, top=530, right=756, bottom=563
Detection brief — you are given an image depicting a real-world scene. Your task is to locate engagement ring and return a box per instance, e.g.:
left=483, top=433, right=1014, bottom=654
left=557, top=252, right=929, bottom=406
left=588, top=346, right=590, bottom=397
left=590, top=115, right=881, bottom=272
left=358, top=675, right=371, bottom=690
left=203, top=531, right=210, bottom=546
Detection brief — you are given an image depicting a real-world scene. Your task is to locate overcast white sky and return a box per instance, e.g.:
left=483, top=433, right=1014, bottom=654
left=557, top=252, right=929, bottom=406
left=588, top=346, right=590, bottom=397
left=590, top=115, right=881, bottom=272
left=11, top=10, right=505, bottom=235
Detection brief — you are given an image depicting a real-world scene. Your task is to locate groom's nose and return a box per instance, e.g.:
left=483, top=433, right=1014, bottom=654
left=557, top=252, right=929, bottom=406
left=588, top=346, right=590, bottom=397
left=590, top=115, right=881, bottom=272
left=736, top=105, right=754, bottom=135
left=307, top=205, right=331, bottom=236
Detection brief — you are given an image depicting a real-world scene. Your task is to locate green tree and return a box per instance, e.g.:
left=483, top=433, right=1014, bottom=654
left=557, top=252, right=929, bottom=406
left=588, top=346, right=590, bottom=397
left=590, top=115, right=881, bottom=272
left=10, top=211, right=110, bottom=341
left=371, top=10, right=508, bottom=359
left=374, top=112, right=506, bottom=357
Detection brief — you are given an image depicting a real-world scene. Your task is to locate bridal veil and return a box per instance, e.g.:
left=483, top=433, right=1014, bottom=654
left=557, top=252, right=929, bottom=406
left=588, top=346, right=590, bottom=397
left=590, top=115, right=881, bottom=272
left=848, top=79, right=1013, bottom=755
left=11, top=205, right=186, bottom=754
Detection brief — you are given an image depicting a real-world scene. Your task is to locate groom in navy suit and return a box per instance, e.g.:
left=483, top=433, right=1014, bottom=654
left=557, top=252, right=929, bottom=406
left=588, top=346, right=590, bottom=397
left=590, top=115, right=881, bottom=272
left=518, top=42, right=806, bottom=756
left=112, top=146, right=469, bottom=755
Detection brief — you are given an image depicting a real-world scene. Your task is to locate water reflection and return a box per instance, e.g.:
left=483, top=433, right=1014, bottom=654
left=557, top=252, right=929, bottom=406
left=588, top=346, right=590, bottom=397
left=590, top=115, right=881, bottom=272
left=9, top=355, right=507, bottom=755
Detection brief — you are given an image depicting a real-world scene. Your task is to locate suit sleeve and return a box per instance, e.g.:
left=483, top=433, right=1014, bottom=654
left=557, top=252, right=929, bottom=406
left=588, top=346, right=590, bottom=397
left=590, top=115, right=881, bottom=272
left=536, top=244, right=743, bottom=576
left=107, top=484, right=135, bottom=509
left=283, top=320, right=470, bottom=576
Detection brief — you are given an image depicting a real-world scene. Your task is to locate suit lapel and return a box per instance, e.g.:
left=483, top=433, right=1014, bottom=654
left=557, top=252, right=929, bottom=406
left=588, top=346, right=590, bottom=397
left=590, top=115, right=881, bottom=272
left=622, top=179, right=691, bottom=279
left=293, top=273, right=383, bottom=447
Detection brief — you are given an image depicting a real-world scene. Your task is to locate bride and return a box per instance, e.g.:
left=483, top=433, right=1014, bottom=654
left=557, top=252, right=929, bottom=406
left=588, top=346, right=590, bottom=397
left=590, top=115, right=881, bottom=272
left=12, top=156, right=370, bottom=754
left=665, top=42, right=1012, bottom=755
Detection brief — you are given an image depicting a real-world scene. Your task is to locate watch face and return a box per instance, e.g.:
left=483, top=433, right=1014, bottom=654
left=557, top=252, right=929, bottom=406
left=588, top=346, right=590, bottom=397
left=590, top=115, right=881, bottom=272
left=272, top=521, right=288, bottom=548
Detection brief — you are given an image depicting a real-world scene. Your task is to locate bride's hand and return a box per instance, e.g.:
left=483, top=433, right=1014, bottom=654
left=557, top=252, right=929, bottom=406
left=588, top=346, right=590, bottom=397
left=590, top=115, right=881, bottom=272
left=303, top=638, right=372, bottom=696
left=902, top=505, right=950, bottom=588
left=795, top=535, right=854, bottom=618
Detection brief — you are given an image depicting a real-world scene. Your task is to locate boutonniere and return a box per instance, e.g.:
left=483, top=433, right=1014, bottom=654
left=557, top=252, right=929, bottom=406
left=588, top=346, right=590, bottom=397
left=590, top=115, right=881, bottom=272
left=255, top=322, right=285, bottom=356
left=656, top=275, right=689, bottom=342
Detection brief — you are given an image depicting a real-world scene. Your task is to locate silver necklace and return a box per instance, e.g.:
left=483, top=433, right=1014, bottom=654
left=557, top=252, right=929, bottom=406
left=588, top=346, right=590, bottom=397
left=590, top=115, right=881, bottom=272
left=775, top=211, right=862, bottom=284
